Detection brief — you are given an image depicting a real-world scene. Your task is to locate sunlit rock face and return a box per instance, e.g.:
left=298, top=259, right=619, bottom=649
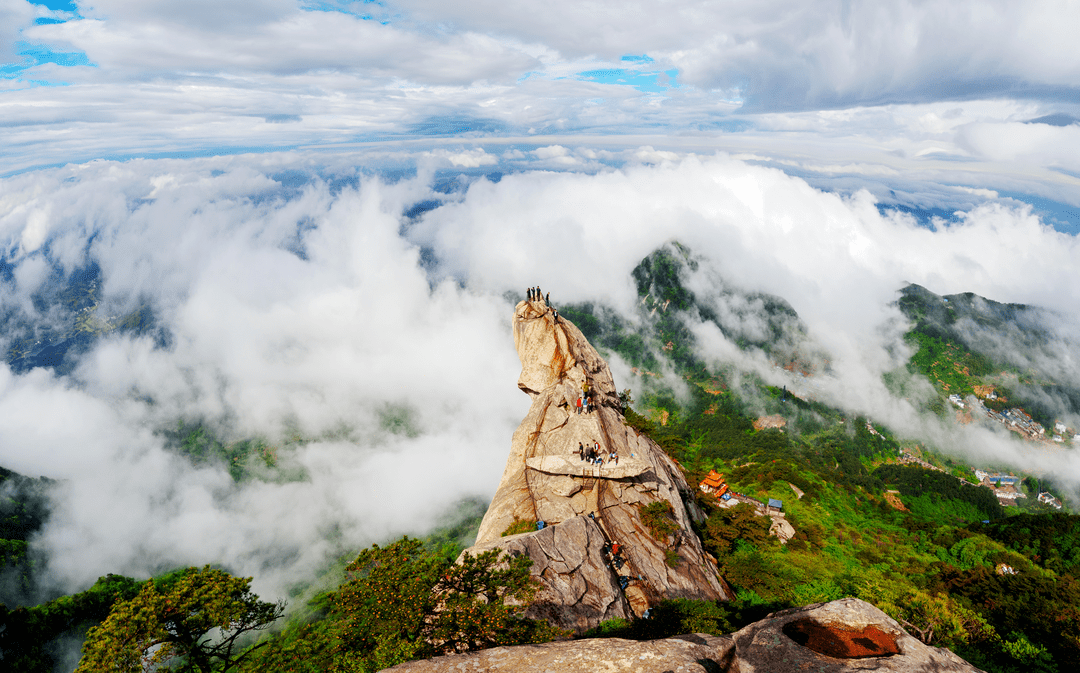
left=461, top=298, right=729, bottom=634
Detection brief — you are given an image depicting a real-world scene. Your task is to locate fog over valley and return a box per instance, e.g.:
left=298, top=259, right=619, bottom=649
left=1, top=152, right=1079, bottom=604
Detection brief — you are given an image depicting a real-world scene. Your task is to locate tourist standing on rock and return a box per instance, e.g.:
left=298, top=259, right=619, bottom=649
left=582, top=396, right=589, bottom=414
left=578, top=442, right=584, bottom=459
left=545, top=292, right=549, bottom=304
left=576, top=396, right=582, bottom=414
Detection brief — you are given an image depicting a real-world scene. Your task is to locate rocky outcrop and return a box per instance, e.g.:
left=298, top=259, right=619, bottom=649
left=460, top=298, right=729, bottom=634
left=383, top=598, right=985, bottom=672
left=730, top=597, right=984, bottom=673
left=467, top=516, right=627, bottom=629
left=383, top=633, right=735, bottom=673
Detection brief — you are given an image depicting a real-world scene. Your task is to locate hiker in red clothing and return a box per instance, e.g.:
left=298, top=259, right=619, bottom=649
left=576, top=396, right=583, bottom=414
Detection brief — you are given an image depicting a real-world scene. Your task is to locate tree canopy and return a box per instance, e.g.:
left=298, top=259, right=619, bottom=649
left=75, top=566, right=283, bottom=673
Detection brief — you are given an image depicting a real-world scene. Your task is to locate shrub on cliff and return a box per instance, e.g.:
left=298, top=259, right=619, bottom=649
left=638, top=501, right=679, bottom=542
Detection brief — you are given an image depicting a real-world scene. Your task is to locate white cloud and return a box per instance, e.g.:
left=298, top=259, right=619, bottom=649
left=0, top=159, right=535, bottom=601
left=2, top=0, right=1078, bottom=201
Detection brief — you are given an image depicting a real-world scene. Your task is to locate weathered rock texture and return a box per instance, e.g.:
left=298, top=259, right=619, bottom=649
left=730, top=597, right=984, bottom=673
left=384, top=633, right=735, bottom=673
left=461, top=299, right=729, bottom=634
left=383, top=598, right=985, bottom=672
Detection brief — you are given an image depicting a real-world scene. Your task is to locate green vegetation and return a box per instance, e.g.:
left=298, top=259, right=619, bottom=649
left=164, top=422, right=279, bottom=483
left=974, top=513, right=1080, bottom=577
left=0, top=574, right=143, bottom=672
left=612, top=390, right=1078, bottom=672
left=584, top=597, right=740, bottom=640
left=876, top=464, right=1004, bottom=521
left=896, top=284, right=1080, bottom=431
left=241, top=537, right=560, bottom=673
left=0, top=466, right=53, bottom=606
left=501, top=518, right=538, bottom=537
left=904, top=330, right=994, bottom=398
left=76, top=566, right=284, bottom=673
left=638, top=500, right=678, bottom=542
left=617, top=397, right=1080, bottom=671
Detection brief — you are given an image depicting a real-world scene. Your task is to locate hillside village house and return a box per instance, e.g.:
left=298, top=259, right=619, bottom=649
left=1038, top=492, right=1064, bottom=509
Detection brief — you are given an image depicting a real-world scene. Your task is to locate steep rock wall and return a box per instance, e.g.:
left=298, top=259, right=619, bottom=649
left=461, top=298, right=729, bottom=633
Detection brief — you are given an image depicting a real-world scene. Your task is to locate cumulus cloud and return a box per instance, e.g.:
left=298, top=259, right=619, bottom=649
left=0, top=158, right=532, bottom=601
left=397, top=0, right=1080, bottom=108
left=3, top=0, right=1079, bottom=225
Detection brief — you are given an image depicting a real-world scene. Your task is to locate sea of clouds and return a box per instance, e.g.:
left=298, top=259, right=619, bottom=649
left=1, top=150, right=1079, bottom=606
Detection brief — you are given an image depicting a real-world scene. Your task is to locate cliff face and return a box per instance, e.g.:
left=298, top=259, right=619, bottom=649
left=461, top=298, right=729, bottom=634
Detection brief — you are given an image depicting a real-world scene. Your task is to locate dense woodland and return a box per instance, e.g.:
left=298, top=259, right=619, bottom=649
left=2, top=246, right=1078, bottom=672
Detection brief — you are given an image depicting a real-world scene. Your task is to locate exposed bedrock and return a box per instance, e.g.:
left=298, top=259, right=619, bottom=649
left=461, top=299, right=729, bottom=634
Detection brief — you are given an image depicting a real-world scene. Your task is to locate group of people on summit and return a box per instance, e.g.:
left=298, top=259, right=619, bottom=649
left=526, top=286, right=549, bottom=305
left=526, top=286, right=558, bottom=320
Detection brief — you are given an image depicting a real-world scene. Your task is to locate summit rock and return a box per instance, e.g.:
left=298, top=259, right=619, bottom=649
left=459, top=298, right=730, bottom=634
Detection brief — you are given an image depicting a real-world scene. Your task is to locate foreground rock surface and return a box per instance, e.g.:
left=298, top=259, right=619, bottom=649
left=461, top=298, right=728, bottom=633
left=383, top=598, right=985, bottom=673
left=730, top=597, right=984, bottom=673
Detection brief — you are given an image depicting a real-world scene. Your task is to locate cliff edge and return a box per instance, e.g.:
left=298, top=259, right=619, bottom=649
left=459, top=298, right=730, bottom=634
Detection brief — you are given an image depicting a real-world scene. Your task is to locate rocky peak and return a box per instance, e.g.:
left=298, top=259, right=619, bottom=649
left=461, top=298, right=730, bottom=634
